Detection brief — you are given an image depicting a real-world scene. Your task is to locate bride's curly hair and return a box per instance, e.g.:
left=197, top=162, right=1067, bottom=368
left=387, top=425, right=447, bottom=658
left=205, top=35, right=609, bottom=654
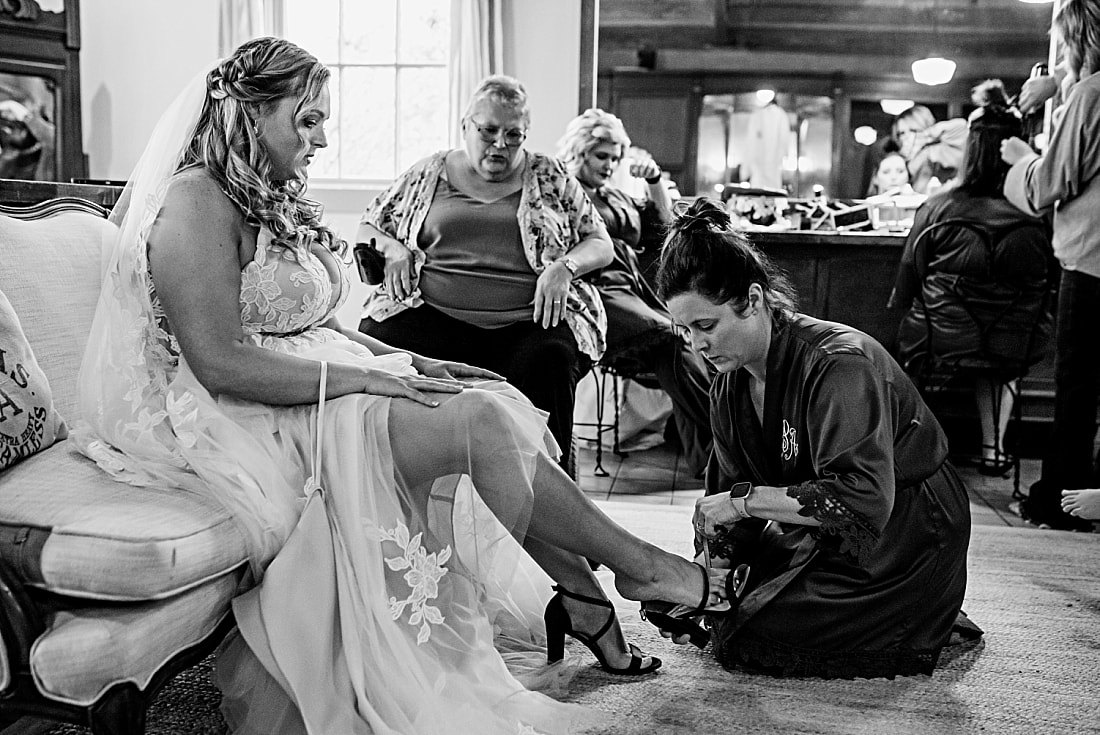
left=181, top=37, right=344, bottom=256
left=657, top=197, right=797, bottom=324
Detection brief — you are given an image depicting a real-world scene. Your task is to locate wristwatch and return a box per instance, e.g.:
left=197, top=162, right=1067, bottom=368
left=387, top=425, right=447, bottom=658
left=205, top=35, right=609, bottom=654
left=729, top=481, right=753, bottom=520
left=557, top=256, right=580, bottom=278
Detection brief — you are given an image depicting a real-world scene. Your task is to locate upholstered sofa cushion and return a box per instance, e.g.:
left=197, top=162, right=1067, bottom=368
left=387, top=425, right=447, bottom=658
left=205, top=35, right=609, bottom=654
left=0, top=211, right=116, bottom=422
left=0, top=287, right=68, bottom=469
left=31, top=570, right=241, bottom=706
left=0, top=442, right=248, bottom=601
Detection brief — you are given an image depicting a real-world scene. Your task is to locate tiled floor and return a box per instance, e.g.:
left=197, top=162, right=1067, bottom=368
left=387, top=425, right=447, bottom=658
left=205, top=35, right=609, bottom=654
left=576, top=439, right=1068, bottom=529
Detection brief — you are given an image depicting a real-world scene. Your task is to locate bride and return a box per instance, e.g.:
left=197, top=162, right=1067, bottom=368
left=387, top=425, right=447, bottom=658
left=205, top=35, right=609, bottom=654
left=73, top=36, right=722, bottom=734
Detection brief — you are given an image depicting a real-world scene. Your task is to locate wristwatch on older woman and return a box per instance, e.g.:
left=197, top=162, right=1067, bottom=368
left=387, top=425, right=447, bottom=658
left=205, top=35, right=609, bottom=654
left=729, top=481, right=753, bottom=520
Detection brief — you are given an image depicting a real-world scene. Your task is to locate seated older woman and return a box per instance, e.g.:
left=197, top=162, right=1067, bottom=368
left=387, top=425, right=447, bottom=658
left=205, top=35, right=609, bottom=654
left=557, top=108, right=713, bottom=474
left=357, top=76, right=612, bottom=472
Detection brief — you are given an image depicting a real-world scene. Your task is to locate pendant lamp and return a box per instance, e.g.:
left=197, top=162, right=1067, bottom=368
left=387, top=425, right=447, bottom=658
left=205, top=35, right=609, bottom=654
left=912, top=0, right=956, bottom=86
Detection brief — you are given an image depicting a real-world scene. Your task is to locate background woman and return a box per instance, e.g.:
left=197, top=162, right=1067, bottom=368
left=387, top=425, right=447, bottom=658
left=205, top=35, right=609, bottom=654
left=892, top=104, right=967, bottom=194
left=358, top=76, right=611, bottom=476
left=866, top=150, right=915, bottom=197
left=1001, top=0, right=1100, bottom=532
left=557, top=108, right=713, bottom=474
left=656, top=198, right=976, bottom=678
left=76, top=38, right=724, bottom=734
left=890, top=79, right=1054, bottom=476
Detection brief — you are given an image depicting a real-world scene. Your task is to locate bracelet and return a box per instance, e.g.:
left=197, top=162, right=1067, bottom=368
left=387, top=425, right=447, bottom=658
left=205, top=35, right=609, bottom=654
left=645, top=173, right=663, bottom=184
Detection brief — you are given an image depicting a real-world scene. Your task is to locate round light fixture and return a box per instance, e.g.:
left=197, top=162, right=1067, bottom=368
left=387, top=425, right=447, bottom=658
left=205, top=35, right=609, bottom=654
left=912, top=56, right=957, bottom=86
left=853, top=126, right=878, bottom=146
left=880, top=99, right=915, bottom=116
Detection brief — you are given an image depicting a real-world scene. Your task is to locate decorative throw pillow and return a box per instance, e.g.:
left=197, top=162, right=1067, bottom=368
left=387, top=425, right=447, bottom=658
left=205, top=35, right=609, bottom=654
left=0, top=287, right=67, bottom=470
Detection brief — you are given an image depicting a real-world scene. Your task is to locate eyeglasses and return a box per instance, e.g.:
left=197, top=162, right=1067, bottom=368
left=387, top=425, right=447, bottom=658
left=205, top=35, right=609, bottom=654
left=467, top=119, right=527, bottom=147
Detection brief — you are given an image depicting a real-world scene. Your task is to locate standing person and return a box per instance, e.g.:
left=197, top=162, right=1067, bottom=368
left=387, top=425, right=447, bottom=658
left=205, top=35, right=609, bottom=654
left=358, top=76, right=611, bottom=475
left=557, top=108, right=713, bottom=474
left=893, top=104, right=967, bottom=194
left=75, top=38, right=728, bottom=734
left=652, top=198, right=976, bottom=678
left=1001, top=0, right=1100, bottom=533
left=890, top=79, right=1055, bottom=476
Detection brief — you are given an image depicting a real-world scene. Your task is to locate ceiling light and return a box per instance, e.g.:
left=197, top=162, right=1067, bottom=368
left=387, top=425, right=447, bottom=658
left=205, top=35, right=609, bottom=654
left=854, top=126, right=878, bottom=146
left=913, top=0, right=956, bottom=86
left=912, top=56, right=957, bottom=85
left=880, top=99, right=915, bottom=115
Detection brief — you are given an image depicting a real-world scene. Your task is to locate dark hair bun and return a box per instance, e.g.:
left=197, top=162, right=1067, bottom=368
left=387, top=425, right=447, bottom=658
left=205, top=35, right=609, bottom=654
left=971, top=79, right=1011, bottom=112
left=674, top=197, right=731, bottom=236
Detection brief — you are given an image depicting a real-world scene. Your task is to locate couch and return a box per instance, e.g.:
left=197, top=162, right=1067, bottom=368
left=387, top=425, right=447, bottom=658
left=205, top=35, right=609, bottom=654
left=0, top=181, right=249, bottom=734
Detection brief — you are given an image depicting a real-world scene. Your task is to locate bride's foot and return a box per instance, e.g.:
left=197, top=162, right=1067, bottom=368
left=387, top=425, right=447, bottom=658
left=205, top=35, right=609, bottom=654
left=612, top=549, right=726, bottom=609
left=1061, top=488, right=1100, bottom=521
left=544, top=586, right=661, bottom=675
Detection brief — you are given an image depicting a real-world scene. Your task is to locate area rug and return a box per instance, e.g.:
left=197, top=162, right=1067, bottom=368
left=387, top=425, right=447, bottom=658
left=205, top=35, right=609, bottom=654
left=23, top=500, right=1100, bottom=735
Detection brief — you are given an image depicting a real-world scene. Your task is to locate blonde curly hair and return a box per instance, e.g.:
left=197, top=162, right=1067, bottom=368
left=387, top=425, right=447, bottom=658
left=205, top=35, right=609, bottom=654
left=180, top=36, right=343, bottom=256
left=556, top=108, right=631, bottom=177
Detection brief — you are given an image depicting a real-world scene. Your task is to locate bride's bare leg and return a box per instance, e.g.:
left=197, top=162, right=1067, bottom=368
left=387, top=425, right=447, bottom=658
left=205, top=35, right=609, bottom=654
left=523, top=453, right=716, bottom=607
left=387, top=391, right=715, bottom=609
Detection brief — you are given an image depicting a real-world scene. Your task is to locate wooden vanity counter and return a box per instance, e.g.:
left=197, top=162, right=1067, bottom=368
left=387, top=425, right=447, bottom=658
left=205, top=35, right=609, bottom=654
left=745, top=229, right=907, bottom=352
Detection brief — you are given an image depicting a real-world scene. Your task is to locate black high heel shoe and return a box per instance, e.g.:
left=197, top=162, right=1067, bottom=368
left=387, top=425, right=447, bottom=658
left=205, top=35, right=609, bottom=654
left=544, top=585, right=662, bottom=675
left=639, top=562, right=750, bottom=649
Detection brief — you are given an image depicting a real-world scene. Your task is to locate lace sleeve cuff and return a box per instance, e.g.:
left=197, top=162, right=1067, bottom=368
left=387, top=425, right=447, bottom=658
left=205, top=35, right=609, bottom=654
left=786, top=480, right=879, bottom=563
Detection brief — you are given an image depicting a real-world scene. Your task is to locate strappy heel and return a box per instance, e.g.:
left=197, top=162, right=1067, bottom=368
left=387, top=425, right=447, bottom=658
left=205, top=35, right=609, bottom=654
left=544, top=585, right=662, bottom=675
left=639, top=562, right=750, bottom=649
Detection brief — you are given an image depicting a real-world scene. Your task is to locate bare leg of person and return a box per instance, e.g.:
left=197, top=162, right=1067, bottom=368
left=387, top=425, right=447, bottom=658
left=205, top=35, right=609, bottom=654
left=1061, top=488, right=1100, bottom=520
left=975, top=377, right=1015, bottom=461
left=387, top=391, right=719, bottom=609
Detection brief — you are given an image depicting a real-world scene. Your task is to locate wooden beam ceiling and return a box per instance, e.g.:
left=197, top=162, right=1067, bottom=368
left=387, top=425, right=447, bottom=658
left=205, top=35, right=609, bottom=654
left=599, top=0, right=1053, bottom=77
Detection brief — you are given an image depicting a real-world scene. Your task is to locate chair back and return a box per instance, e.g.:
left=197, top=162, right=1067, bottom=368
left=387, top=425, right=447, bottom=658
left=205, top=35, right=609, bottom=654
left=901, top=217, right=1054, bottom=385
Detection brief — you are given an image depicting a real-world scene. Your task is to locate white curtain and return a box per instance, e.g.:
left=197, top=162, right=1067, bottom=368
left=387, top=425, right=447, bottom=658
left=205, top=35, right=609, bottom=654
left=450, top=0, right=503, bottom=148
left=219, top=0, right=280, bottom=57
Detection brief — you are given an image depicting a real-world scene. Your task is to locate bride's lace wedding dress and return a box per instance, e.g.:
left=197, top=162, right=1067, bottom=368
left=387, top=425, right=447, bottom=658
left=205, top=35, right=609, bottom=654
left=72, top=75, right=602, bottom=735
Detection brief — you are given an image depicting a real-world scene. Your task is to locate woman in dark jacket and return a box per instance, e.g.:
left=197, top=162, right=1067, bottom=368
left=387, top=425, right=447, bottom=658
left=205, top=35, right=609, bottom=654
left=889, top=80, right=1055, bottom=475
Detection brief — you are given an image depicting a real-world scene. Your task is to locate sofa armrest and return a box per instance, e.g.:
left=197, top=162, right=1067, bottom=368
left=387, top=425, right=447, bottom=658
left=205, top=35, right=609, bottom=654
left=0, top=557, right=45, bottom=694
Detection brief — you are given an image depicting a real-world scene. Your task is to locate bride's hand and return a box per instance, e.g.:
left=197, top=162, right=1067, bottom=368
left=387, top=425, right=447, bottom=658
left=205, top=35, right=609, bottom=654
left=412, top=356, right=504, bottom=382
left=361, top=368, right=465, bottom=406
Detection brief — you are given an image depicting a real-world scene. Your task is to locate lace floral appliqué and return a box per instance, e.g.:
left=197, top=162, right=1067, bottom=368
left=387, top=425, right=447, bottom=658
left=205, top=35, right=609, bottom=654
left=380, top=520, right=451, bottom=644
left=786, top=481, right=879, bottom=564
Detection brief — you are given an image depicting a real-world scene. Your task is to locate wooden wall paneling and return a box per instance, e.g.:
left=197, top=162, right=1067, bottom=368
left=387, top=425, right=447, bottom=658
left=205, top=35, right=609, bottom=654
left=610, top=73, right=702, bottom=193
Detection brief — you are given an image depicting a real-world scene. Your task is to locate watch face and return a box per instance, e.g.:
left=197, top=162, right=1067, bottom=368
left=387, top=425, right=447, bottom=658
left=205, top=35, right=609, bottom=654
left=730, top=481, right=752, bottom=498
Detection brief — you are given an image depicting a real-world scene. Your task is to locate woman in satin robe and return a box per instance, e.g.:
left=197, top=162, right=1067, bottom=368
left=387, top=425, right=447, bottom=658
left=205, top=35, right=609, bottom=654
left=655, top=197, right=978, bottom=679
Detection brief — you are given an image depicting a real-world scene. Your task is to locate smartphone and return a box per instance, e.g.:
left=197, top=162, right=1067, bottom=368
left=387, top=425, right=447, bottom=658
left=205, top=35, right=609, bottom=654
left=353, top=238, right=385, bottom=285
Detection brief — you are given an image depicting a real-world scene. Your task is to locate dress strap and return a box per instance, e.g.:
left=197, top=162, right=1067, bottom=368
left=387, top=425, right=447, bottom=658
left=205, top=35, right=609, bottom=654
left=305, top=361, right=328, bottom=494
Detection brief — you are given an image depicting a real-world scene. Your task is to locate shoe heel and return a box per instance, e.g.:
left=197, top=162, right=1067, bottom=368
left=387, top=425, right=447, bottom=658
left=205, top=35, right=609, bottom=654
left=544, top=594, right=566, bottom=663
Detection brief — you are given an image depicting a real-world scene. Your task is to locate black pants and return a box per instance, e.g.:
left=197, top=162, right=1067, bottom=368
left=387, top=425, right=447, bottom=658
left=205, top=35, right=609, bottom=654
left=361, top=304, right=591, bottom=468
left=1028, top=268, right=1100, bottom=528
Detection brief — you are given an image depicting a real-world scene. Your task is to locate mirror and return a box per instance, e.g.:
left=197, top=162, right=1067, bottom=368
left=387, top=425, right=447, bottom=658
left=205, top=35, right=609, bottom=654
left=697, top=92, right=833, bottom=199
left=0, top=71, right=58, bottom=181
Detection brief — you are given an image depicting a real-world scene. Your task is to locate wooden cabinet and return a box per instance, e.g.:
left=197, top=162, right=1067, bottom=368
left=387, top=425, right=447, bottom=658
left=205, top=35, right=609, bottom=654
left=599, top=71, right=701, bottom=194
left=0, top=0, right=85, bottom=182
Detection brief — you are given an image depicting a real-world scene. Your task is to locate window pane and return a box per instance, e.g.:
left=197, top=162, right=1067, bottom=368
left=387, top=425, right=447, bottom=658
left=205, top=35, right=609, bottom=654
left=341, top=0, right=396, bottom=64
left=341, top=67, right=396, bottom=179
left=398, top=0, right=450, bottom=64
left=310, top=68, right=342, bottom=180
left=397, top=67, right=448, bottom=173
left=285, top=0, right=340, bottom=64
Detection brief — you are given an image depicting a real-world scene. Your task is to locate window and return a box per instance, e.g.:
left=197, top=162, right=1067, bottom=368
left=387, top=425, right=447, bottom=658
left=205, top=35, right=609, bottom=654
left=282, top=0, right=451, bottom=182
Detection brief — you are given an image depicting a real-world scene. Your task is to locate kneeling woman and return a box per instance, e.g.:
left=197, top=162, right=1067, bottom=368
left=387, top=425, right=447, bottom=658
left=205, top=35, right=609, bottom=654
left=657, top=198, right=976, bottom=678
